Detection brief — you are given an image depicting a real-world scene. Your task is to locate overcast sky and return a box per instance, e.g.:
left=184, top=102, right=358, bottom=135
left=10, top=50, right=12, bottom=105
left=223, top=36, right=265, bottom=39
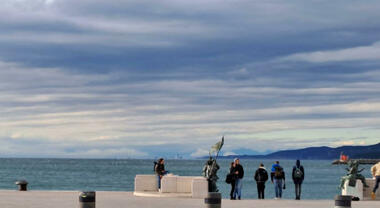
left=1, top=0, right=380, bottom=158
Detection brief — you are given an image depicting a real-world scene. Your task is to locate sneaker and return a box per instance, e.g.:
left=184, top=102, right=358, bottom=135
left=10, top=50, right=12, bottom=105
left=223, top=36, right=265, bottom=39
left=238, top=197, right=241, bottom=200
left=372, top=192, right=376, bottom=200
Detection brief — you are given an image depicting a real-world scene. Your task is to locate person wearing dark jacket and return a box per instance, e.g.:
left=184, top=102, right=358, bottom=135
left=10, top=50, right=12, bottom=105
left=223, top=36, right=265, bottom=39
left=271, top=161, right=285, bottom=199
left=229, top=162, right=236, bottom=199
left=292, top=160, right=305, bottom=200
left=232, top=158, right=244, bottom=200
left=254, top=163, right=269, bottom=199
left=155, top=158, right=167, bottom=189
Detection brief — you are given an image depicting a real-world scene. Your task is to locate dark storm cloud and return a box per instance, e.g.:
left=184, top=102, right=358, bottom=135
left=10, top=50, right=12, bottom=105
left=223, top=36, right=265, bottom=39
left=1, top=0, right=380, bottom=72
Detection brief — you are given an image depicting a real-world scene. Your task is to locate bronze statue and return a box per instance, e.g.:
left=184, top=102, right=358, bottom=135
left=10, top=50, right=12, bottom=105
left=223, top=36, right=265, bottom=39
left=203, top=157, right=220, bottom=192
left=202, top=136, right=224, bottom=192
left=340, top=160, right=369, bottom=190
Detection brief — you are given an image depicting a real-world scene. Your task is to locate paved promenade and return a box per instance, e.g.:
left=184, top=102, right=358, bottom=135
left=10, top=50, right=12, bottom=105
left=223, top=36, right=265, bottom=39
left=0, top=191, right=379, bottom=208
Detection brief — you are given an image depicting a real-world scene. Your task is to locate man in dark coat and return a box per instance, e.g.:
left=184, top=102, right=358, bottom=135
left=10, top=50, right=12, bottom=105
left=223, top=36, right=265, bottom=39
left=254, top=163, right=269, bottom=199
left=292, top=160, right=305, bottom=200
left=155, top=158, right=167, bottom=190
left=232, top=158, right=244, bottom=200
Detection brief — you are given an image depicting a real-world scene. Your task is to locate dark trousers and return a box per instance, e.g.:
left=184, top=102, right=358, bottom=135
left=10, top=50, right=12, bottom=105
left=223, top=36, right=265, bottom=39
left=257, top=182, right=265, bottom=199
left=374, top=176, right=380, bottom=193
left=230, top=180, right=236, bottom=199
left=295, top=183, right=302, bottom=199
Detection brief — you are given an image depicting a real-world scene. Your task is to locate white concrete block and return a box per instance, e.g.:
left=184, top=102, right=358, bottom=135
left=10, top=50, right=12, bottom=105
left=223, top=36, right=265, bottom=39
left=134, top=175, right=158, bottom=192
left=191, top=177, right=208, bottom=199
left=161, top=175, right=177, bottom=193
left=176, top=177, right=193, bottom=193
left=342, top=179, right=363, bottom=199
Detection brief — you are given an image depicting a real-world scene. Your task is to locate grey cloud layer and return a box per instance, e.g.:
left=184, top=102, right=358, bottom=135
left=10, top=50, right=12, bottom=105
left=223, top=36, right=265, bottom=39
left=2, top=0, right=380, bottom=71
left=1, top=0, right=380, bottom=157
left=1, top=59, right=380, bottom=157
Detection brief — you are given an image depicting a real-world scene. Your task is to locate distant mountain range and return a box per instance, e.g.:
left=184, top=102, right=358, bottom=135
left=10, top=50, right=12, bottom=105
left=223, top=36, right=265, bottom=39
left=219, top=142, right=380, bottom=160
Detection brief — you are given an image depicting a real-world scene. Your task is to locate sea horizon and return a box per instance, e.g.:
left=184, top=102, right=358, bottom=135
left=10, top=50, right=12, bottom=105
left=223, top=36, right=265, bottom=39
left=0, top=158, right=374, bottom=199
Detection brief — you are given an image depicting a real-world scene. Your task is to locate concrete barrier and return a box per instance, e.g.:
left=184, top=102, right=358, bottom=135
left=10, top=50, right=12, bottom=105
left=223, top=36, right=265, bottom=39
left=134, top=175, right=208, bottom=198
left=161, top=175, right=177, bottom=193
left=135, top=175, right=158, bottom=192
left=341, top=178, right=380, bottom=200
left=191, top=177, right=208, bottom=199
left=176, top=176, right=193, bottom=193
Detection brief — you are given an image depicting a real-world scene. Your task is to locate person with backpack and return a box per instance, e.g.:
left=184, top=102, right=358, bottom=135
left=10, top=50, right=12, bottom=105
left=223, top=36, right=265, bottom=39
left=254, top=163, right=269, bottom=199
left=155, top=158, right=167, bottom=190
left=271, top=161, right=285, bottom=199
left=292, top=160, right=305, bottom=200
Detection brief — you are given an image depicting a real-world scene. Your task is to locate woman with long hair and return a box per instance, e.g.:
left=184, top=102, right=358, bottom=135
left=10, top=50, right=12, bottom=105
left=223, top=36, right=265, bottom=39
left=229, top=162, right=236, bottom=199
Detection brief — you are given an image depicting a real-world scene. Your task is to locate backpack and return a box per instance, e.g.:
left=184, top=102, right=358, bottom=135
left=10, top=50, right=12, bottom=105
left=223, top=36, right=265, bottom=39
left=257, top=171, right=263, bottom=182
left=294, top=167, right=303, bottom=179
left=256, top=169, right=268, bottom=182
left=274, top=166, right=283, bottom=178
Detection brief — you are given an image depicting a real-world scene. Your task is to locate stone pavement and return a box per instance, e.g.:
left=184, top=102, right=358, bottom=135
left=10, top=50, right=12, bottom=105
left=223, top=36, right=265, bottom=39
left=0, top=191, right=379, bottom=208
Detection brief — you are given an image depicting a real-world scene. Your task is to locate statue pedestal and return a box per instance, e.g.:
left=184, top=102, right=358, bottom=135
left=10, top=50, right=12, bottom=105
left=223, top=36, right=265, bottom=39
left=342, top=179, right=363, bottom=199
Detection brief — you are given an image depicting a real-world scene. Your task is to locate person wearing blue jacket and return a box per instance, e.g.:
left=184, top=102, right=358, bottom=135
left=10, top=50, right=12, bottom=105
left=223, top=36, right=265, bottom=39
left=271, top=161, right=285, bottom=199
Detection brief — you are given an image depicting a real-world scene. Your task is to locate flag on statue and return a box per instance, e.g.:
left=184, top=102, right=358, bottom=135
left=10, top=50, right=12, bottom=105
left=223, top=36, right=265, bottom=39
left=210, top=136, right=224, bottom=155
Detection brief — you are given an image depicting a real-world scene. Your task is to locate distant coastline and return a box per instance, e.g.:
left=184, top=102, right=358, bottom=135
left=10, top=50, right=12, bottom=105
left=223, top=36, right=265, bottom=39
left=213, top=142, right=380, bottom=160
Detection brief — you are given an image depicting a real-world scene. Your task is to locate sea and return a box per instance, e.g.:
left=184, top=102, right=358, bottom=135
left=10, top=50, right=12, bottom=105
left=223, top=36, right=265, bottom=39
left=0, top=158, right=373, bottom=199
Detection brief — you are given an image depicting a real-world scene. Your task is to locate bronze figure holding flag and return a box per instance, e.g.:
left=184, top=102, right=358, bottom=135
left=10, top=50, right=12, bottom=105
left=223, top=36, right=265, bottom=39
left=203, top=136, right=224, bottom=192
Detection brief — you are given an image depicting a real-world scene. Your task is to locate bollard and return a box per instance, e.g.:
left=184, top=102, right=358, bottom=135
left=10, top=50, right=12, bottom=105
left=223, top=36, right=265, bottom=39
left=79, top=191, right=96, bottom=208
left=15, top=180, right=28, bottom=191
left=205, top=192, right=221, bottom=208
left=334, top=195, right=351, bottom=208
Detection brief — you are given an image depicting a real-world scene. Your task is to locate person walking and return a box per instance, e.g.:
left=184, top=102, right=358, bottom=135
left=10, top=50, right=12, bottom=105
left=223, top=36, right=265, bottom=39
left=254, top=163, right=269, bottom=199
left=232, top=158, right=244, bottom=200
left=229, top=162, right=236, bottom=200
left=271, top=161, right=285, bottom=199
left=155, top=158, right=167, bottom=190
left=371, top=161, right=380, bottom=200
left=292, top=160, right=305, bottom=200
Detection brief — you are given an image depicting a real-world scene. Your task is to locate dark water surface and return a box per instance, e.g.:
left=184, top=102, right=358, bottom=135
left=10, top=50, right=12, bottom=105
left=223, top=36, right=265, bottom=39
left=0, top=158, right=373, bottom=199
